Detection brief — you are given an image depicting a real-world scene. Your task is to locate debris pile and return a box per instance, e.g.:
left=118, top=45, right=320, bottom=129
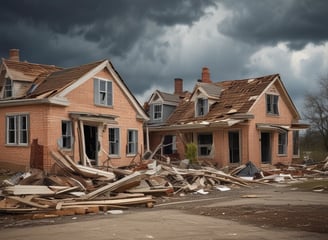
left=1, top=151, right=328, bottom=218
left=0, top=151, right=155, bottom=217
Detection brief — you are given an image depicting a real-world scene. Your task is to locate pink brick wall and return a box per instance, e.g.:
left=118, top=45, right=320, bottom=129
left=0, top=68, right=145, bottom=170
left=148, top=81, right=299, bottom=168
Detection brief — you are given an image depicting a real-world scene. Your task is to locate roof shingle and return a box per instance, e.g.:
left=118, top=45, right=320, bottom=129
left=29, top=60, right=105, bottom=97
left=166, top=74, right=279, bottom=125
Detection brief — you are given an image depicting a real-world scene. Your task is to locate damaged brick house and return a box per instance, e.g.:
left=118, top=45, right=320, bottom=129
left=145, top=67, right=308, bottom=168
left=0, top=49, right=148, bottom=171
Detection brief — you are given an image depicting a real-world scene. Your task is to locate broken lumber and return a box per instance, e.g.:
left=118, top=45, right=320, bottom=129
left=3, top=185, right=55, bottom=196
left=7, top=196, right=50, bottom=209
left=61, top=196, right=154, bottom=208
left=52, top=150, right=115, bottom=180
left=82, top=171, right=144, bottom=200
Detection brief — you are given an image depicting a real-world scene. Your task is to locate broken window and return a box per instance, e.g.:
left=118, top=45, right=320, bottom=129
left=266, top=94, right=279, bottom=115
left=197, top=133, right=212, bottom=156
left=94, top=78, right=113, bottom=106
left=163, top=135, right=177, bottom=155
left=4, top=78, right=12, bottom=98
left=196, top=98, right=208, bottom=117
left=153, top=104, right=162, bottom=120
left=109, top=127, right=120, bottom=156
left=61, top=121, right=72, bottom=149
left=278, top=132, right=288, bottom=155
left=6, top=114, right=29, bottom=145
left=127, top=129, right=138, bottom=155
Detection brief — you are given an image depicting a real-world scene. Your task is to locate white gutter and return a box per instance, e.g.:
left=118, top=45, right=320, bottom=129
left=0, top=97, right=69, bottom=107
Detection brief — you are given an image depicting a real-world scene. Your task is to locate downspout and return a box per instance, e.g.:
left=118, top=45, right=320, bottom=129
left=146, top=125, right=150, bottom=151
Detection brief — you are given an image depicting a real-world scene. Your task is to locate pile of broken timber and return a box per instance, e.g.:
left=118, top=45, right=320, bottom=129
left=0, top=151, right=259, bottom=217
left=0, top=151, right=155, bottom=217
left=4, top=150, right=328, bottom=218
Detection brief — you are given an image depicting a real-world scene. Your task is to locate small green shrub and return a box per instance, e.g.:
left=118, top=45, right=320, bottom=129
left=186, top=143, right=198, bottom=163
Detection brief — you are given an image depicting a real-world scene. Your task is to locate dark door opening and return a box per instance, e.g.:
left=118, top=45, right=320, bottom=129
left=163, top=135, right=173, bottom=155
left=84, top=125, right=98, bottom=165
left=261, top=132, right=271, bottom=163
left=229, top=131, right=240, bottom=163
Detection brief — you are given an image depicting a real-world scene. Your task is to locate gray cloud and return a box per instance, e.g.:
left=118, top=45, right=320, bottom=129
left=218, top=0, right=328, bottom=50
left=0, top=0, right=216, bottom=60
left=0, top=0, right=327, bottom=115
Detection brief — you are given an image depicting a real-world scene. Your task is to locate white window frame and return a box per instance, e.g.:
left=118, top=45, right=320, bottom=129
left=61, top=120, right=73, bottom=149
left=94, top=78, right=113, bottom=107
left=153, top=103, right=162, bottom=120
left=6, top=114, right=29, bottom=146
left=109, top=127, right=120, bottom=156
left=127, top=129, right=138, bottom=155
left=278, top=132, right=288, bottom=155
left=266, top=94, right=279, bottom=115
left=4, top=78, right=13, bottom=98
left=197, top=133, right=213, bottom=157
left=196, top=98, right=208, bottom=117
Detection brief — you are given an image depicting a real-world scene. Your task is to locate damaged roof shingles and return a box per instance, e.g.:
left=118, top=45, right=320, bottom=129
left=167, top=74, right=278, bottom=125
left=29, top=60, right=105, bottom=98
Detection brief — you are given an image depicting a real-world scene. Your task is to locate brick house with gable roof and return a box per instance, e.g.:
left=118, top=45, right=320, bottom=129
left=145, top=67, right=309, bottom=168
left=0, top=49, right=148, bottom=171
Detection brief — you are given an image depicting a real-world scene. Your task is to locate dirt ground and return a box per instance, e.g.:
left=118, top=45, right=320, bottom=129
left=155, top=181, right=328, bottom=234
left=1, top=179, right=328, bottom=239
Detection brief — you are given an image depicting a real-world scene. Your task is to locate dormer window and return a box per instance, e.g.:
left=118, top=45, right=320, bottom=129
left=266, top=94, right=279, bottom=115
left=94, top=78, right=113, bottom=107
left=4, top=78, right=12, bottom=98
left=196, top=98, right=208, bottom=116
left=153, top=104, right=162, bottom=120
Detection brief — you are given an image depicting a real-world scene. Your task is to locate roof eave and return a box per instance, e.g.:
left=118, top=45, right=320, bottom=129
left=0, top=97, right=69, bottom=107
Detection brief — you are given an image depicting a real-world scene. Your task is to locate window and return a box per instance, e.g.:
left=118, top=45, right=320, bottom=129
left=278, top=132, right=288, bottom=155
left=61, top=121, right=72, bottom=149
left=196, top=98, right=208, bottom=116
left=127, top=130, right=138, bottom=155
left=109, top=128, right=120, bottom=155
left=163, top=135, right=177, bottom=155
left=293, top=131, right=299, bottom=156
left=6, top=114, right=29, bottom=145
left=153, top=104, right=162, bottom=120
left=197, top=133, right=212, bottom=156
left=4, top=79, right=13, bottom=98
left=94, top=78, right=113, bottom=106
left=266, top=94, right=279, bottom=115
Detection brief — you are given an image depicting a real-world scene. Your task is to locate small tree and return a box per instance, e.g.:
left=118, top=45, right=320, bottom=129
left=186, top=143, right=197, bottom=163
left=303, top=74, right=328, bottom=152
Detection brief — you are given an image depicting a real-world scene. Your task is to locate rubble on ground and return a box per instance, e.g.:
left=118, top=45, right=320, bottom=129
left=1, top=150, right=327, bottom=219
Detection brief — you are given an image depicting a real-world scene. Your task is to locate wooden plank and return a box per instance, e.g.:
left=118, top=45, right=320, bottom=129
left=3, top=185, right=55, bottom=195
left=62, top=195, right=154, bottom=207
left=7, top=196, right=50, bottom=209
left=82, top=171, right=143, bottom=200
left=55, top=150, right=116, bottom=180
left=126, top=187, right=172, bottom=195
left=50, top=151, right=75, bottom=173
left=0, top=207, right=39, bottom=213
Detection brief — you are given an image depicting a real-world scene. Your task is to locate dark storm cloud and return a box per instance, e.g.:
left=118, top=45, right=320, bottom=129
left=0, top=0, right=216, bottom=61
left=0, top=0, right=326, bottom=112
left=218, top=0, right=328, bottom=50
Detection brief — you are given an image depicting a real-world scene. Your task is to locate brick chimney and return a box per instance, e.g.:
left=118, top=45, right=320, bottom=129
left=201, top=67, right=211, bottom=83
left=174, top=78, right=183, bottom=95
left=9, top=49, right=20, bottom=61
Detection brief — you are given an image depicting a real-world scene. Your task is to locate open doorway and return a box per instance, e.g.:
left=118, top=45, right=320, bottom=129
left=261, top=132, right=271, bottom=163
left=229, top=131, right=240, bottom=163
left=84, top=125, right=98, bottom=165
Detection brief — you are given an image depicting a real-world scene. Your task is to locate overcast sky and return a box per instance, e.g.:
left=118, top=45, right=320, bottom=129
left=1, top=0, right=327, bottom=115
